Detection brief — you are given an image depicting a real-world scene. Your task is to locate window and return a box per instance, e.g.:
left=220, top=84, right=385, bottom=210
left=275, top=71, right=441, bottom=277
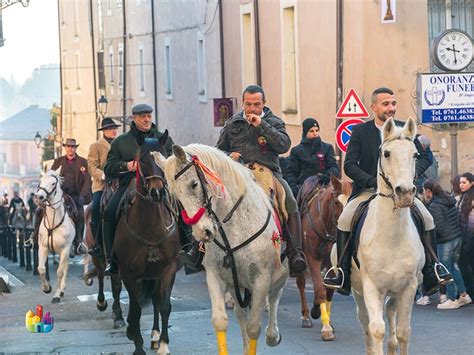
left=139, top=47, right=145, bottom=93
left=197, top=33, right=206, bottom=100
left=109, top=47, right=114, bottom=85
left=73, top=1, right=79, bottom=38
left=62, top=53, right=68, bottom=90
left=75, top=53, right=81, bottom=90
left=164, top=38, right=173, bottom=98
left=428, top=0, right=474, bottom=71
left=118, top=44, right=124, bottom=90
left=240, top=4, right=256, bottom=88
left=281, top=5, right=297, bottom=113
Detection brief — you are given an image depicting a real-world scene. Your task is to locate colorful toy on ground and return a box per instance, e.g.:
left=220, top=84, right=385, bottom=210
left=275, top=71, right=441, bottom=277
left=25, top=304, right=54, bottom=333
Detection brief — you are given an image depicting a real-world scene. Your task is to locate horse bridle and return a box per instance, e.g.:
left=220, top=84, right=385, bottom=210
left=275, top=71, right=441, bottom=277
left=37, top=175, right=62, bottom=209
left=377, top=139, right=417, bottom=210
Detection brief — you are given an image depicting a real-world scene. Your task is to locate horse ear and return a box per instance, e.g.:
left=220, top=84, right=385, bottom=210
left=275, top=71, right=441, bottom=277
left=402, top=117, right=417, bottom=141
left=172, top=145, right=187, bottom=163
left=54, top=165, right=62, bottom=176
left=150, top=151, right=167, bottom=170
left=331, top=174, right=342, bottom=193
left=158, top=129, right=169, bottom=147
left=382, top=117, right=396, bottom=142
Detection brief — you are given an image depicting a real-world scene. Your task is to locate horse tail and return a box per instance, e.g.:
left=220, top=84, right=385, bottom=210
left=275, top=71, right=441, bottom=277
left=137, top=279, right=156, bottom=307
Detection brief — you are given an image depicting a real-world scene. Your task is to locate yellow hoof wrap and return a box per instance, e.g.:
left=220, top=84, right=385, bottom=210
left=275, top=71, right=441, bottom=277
left=216, top=331, right=228, bottom=355
left=320, top=302, right=330, bottom=326
left=248, top=338, right=257, bottom=355
left=327, top=301, right=332, bottom=317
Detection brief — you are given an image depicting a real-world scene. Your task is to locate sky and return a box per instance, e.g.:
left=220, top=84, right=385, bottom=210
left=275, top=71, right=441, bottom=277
left=0, top=0, right=59, bottom=85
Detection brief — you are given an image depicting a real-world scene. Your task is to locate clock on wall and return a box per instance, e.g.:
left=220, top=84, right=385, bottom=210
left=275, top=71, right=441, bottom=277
left=432, top=29, right=474, bottom=72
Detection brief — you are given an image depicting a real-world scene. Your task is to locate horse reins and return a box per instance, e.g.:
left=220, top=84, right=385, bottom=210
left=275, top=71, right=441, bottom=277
left=174, top=155, right=271, bottom=308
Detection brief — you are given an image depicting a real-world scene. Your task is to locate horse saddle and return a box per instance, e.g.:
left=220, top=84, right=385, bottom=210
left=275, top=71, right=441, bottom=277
left=350, top=195, right=425, bottom=269
left=246, top=162, right=288, bottom=224
left=63, top=194, right=79, bottom=225
left=297, top=176, right=324, bottom=216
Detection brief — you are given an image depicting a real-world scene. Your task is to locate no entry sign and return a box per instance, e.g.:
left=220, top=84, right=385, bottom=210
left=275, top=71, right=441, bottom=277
left=335, top=118, right=365, bottom=153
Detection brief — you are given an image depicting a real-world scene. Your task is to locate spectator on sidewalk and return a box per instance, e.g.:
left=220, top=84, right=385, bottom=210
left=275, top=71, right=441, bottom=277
left=422, top=180, right=471, bottom=309
left=458, top=172, right=474, bottom=298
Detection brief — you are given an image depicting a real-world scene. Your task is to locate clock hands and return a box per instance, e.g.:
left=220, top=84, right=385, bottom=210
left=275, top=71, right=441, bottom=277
left=446, top=44, right=460, bottom=64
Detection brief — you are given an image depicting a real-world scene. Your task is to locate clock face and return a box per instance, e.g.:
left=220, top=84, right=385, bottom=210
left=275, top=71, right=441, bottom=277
left=434, top=30, right=474, bottom=71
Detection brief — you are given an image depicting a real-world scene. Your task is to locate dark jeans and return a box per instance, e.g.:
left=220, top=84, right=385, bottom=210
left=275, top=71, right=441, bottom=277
left=91, top=191, right=103, bottom=239
left=102, top=184, right=129, bottom=258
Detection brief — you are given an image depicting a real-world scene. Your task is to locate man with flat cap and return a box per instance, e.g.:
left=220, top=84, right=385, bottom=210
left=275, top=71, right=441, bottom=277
left=51, top=138, right=92, bottom=256
left=102, top=104, right=174, bottom=274
left=87, top=118, right=121, bottom=257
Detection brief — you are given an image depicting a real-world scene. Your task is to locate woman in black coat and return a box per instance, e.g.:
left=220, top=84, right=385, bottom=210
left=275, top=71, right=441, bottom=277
left=287, top=118, right=339, bottom=197
left=458, top=172, right=474, bottom=298
left=423, top=180, right=471, bottom=309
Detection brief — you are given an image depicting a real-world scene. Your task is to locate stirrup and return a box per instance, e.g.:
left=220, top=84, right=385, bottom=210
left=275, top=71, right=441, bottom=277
left=323, top=266, right=345, bottom=290
left=434, top=262, right=453, bottom=285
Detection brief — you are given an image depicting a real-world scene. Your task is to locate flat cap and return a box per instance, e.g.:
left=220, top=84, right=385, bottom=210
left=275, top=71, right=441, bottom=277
left=132, top=103, right=153, bottom=115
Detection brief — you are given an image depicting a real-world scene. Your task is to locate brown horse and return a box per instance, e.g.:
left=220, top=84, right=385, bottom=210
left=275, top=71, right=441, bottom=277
left=296, top=174, right=352, bottom=341
left=114, top=137, right=180, bottom=355
left=83, top=179, right=126, bottom=329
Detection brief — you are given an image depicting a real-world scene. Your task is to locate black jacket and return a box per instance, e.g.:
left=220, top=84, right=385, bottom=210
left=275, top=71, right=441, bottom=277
left=428, top=194, right=462, bottom=244
left=344, top=119, right=430, bottom=199
left=216, top=108, right=291, bottom=174
left=286, top=137, right=339, bottom=196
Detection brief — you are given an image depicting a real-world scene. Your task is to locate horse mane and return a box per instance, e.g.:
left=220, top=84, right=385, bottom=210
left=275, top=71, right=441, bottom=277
left=165, top=144, right=268, bottom=206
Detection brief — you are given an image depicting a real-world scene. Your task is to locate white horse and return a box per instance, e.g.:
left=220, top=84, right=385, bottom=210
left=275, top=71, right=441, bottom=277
left=35, top=167, right=76, bottom=303
left=333, top=117, right=424, bottom=355
left=153, top=144, right=288, bottom=355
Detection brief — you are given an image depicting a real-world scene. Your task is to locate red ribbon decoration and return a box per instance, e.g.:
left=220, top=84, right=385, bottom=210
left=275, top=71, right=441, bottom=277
left=181, top=207, right=206, bottom=225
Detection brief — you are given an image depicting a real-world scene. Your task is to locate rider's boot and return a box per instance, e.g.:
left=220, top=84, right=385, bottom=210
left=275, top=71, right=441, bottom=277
left=178, top=223, right=204, bottom=274
left=421, top=229, right=453, bottom=296
left=323, top=229, right=352, bottom=296
left=286, top=212, right=307, bottom=277
left=88, top=221, right=103, bottom=258
left=103, top=219, right=118, bottom=276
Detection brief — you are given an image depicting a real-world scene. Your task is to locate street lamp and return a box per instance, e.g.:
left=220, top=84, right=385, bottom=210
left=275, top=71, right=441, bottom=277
left=98, top=95, right=108, bottom=118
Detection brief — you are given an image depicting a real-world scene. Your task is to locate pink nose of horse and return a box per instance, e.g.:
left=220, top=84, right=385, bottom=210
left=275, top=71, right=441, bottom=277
left=395, top=185, right=416, bottom=207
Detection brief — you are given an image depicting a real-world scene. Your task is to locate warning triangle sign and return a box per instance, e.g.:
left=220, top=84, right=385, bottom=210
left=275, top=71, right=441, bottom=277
left=336, top=88, right=370, bottom=118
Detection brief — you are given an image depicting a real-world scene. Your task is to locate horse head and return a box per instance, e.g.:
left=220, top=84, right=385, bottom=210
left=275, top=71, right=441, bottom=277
left=153, top=144, right=249, bottom=243
left=35, top=167, right=63, bottom=206
left=135, top=131, right=169, bottom=204
left=378, top=117, right=418, bottom=208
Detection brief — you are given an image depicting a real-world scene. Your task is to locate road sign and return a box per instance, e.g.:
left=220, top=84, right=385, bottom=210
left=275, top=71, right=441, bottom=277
left=335, top=118, right=365, bottom=153
left=336, top=88, right=370, bottom=118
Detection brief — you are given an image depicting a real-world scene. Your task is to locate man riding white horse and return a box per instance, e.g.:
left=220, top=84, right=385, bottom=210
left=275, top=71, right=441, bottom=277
left=194, top=84, right=307, bottom=276
left=8, top=190, right=26, bottom=225
left=324, top=87, right=452, bottom=295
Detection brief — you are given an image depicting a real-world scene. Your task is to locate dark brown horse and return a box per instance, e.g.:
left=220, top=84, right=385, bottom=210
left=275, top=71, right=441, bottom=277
left=296, top=174, right=352, bottom=341
left=83, top=179, right=126, bottom=329
left=114, top=137, right=180, bottom=355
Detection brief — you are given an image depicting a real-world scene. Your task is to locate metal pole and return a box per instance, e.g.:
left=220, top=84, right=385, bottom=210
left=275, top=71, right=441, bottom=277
left=335, top=0, right=344, bottom=174
left=446, top=1, right=458, bottom=178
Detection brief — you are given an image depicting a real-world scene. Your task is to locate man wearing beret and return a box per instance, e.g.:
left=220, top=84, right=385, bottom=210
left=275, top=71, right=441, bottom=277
left=103, top=104, right=174, bottom=274
left=51, top=138, right=92, bottom=256
left=286, top=117, right=340, bottom=197
left=87, top=118, right=120, bottom=257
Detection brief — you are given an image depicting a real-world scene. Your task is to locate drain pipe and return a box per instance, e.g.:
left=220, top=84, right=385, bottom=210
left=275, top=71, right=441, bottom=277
left=335, top=0, right=344, bottom=173
left=151, top=0, right=158, bottom=125
left=254, top=0, right=261, bottom=86
left=89, top=0, right=99, bottom=139
left=122, top=0, right=127, bottom=130
left=218, top=0, right=226, bottom=97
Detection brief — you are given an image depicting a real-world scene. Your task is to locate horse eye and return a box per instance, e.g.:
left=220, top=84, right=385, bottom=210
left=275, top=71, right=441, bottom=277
left=190, top=181, right=198, bottom=190
left=383, top=150, right=390, bottom=158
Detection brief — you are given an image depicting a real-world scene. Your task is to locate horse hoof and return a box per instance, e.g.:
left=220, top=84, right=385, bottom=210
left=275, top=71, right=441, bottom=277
left=59, top=291, right=64, bottom=297
left=133, top=349, right=146, bottom=355
left=311, top=304, right=321, bottom=320
left=52, top=297, right=60, bottom=304
left=114, top=318, right=126, bottom=329
left=151, top=340, right=159, bottom=350
left=266, top=333, right=282, bottom=347
left=97, top=300, right=108, bottom=312
left=302, top=319, right=313, bottom=328
left=321, top=330, right=336, bottom=341
left=43, top=285, right=52, bottom=294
